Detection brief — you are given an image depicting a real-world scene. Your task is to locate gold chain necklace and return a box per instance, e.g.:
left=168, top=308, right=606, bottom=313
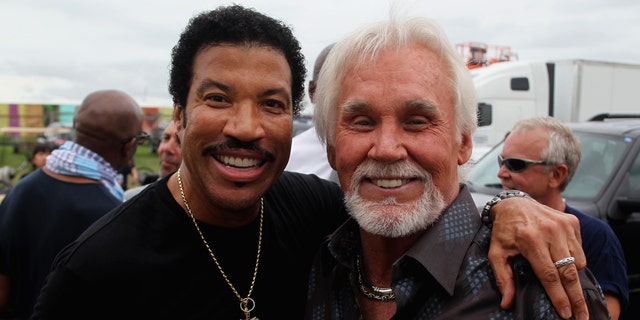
left=177, top=169, right=263, bottom=320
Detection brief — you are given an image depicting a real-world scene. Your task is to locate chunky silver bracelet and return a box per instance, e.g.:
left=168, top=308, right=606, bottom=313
left=481, top=190, right=532, bottom=228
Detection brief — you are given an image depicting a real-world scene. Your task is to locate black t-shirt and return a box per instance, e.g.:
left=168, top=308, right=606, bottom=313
left=0, top=170, right=121, bottom=318
left=31, top=172, right=347, bottom=319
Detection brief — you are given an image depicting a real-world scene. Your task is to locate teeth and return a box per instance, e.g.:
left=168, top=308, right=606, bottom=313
left=217, top=155, right=260, bottom=168
left=372, top=179, right=408, bottom=188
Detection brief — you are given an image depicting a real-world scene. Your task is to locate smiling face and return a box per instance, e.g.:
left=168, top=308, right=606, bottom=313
left=328, top=45, right=472, bottom=237
left=176, top=44, right=293, bottom=215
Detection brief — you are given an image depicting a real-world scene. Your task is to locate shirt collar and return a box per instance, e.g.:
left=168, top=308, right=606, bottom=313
left=404, top=185, right=481, bottom=294
left=327, top=184, right=482, bottom=295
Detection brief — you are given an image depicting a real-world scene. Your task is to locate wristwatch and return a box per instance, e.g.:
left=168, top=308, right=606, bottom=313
left=481, top=190, right=532, bottom=227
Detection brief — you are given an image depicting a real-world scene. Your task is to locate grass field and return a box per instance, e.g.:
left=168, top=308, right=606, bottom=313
left=0, top=142, right=161, bottom=188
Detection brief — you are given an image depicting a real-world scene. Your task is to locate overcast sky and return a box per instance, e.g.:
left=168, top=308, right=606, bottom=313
left=1, top=0, right=638, bottom=111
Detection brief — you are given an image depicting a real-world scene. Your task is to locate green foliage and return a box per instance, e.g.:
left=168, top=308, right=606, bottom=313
left=132, top=143, right=161, bottom=177
left=0, top=142, right=160, bottom=187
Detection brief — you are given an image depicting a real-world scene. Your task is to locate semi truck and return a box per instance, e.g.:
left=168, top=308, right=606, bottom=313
left=470, top=59, right=640, bottom=160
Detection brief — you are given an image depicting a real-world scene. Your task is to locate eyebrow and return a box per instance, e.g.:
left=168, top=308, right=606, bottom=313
left=259, top=88, right=291, bottom=102
left=340, top=100, right=369, bottom=116
left=405, top=99, right=441, bottom=115
left=195, top=79, right=228, bottom=98
left=341, top=99, right=440, bottom=116
left=195, top=79, right=291, bottom=103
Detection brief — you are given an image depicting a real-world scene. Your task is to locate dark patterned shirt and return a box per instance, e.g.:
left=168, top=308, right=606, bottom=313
left=305, top=185, right=611, bottom=319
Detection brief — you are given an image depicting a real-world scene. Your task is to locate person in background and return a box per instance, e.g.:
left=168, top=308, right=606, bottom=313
left=498, top=116, right=628, bottom=319
left=117, top=159, right=138, bottom=191
left=0, top=142, right=58, bottom=317
left=32, top=5, right=593, bottom=319
left=124, top=121, right=182, bottom=200
left=285, top=43, right=337, bottom=181
left=0, top=89, right=145, bottom=319
left=305, top=16, right=608, bottom=320
left=19, top=142, right=57, bottom=180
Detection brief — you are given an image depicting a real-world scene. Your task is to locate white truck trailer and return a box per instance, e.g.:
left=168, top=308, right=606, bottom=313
left=470, top=59, right=640, bottom=160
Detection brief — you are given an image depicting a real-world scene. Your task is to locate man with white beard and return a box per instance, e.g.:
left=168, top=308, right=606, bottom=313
left=304, top=16, right=610, bottom=320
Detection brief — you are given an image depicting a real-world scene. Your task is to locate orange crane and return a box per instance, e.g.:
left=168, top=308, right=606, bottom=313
left=455, top=42, right=517, bottom=69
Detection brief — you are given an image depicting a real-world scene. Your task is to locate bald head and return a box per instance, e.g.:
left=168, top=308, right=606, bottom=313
left=73, top=89, right=143, bottom=170
left=312, top=43, right=335, bottom=82
left=309, top=43, right=335, bottom=103
left=75, top=90, right=142, bottom=139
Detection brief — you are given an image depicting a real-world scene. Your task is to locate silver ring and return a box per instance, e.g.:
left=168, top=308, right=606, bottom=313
left=554, top=256, right=576, bottom=268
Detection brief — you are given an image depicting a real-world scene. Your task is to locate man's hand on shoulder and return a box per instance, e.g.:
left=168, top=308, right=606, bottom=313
left=488, top=196, right=588, bottom=320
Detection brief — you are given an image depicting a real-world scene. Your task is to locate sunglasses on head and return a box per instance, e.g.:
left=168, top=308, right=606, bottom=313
left=498, top=154, right=553, bottom=173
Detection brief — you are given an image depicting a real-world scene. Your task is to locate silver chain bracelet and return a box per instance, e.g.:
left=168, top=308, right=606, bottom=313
left=481, top=190, right=532, bottom=228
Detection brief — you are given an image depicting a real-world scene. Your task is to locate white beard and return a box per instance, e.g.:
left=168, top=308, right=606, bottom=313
left=344, top=160, right=447, bottom=238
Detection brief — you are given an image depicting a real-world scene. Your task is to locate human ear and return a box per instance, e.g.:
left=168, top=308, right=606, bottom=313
left=549, top=164, right=569, bottom=188
left=457, top=132, right=473, bottom=165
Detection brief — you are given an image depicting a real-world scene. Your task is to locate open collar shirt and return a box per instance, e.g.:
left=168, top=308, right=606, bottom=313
left=305, top=185, right=610, bottom=319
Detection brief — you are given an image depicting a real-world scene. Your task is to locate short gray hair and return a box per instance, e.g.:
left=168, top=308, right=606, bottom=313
left=511, top=116, right=581, bottom=191
left=313, top=16, right=477, bottom=148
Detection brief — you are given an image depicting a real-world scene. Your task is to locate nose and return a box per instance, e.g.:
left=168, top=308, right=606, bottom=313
left=497, top=162, right=510, bottom=179
left=367, top=121, right=407, bottom=162
left=222, top=102, right=266, bottom=141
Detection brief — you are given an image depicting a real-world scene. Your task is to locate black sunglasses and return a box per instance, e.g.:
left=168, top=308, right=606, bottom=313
left=498, top=154, right=553, bottom=173
left=122, top=132, right=150, bottom=145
